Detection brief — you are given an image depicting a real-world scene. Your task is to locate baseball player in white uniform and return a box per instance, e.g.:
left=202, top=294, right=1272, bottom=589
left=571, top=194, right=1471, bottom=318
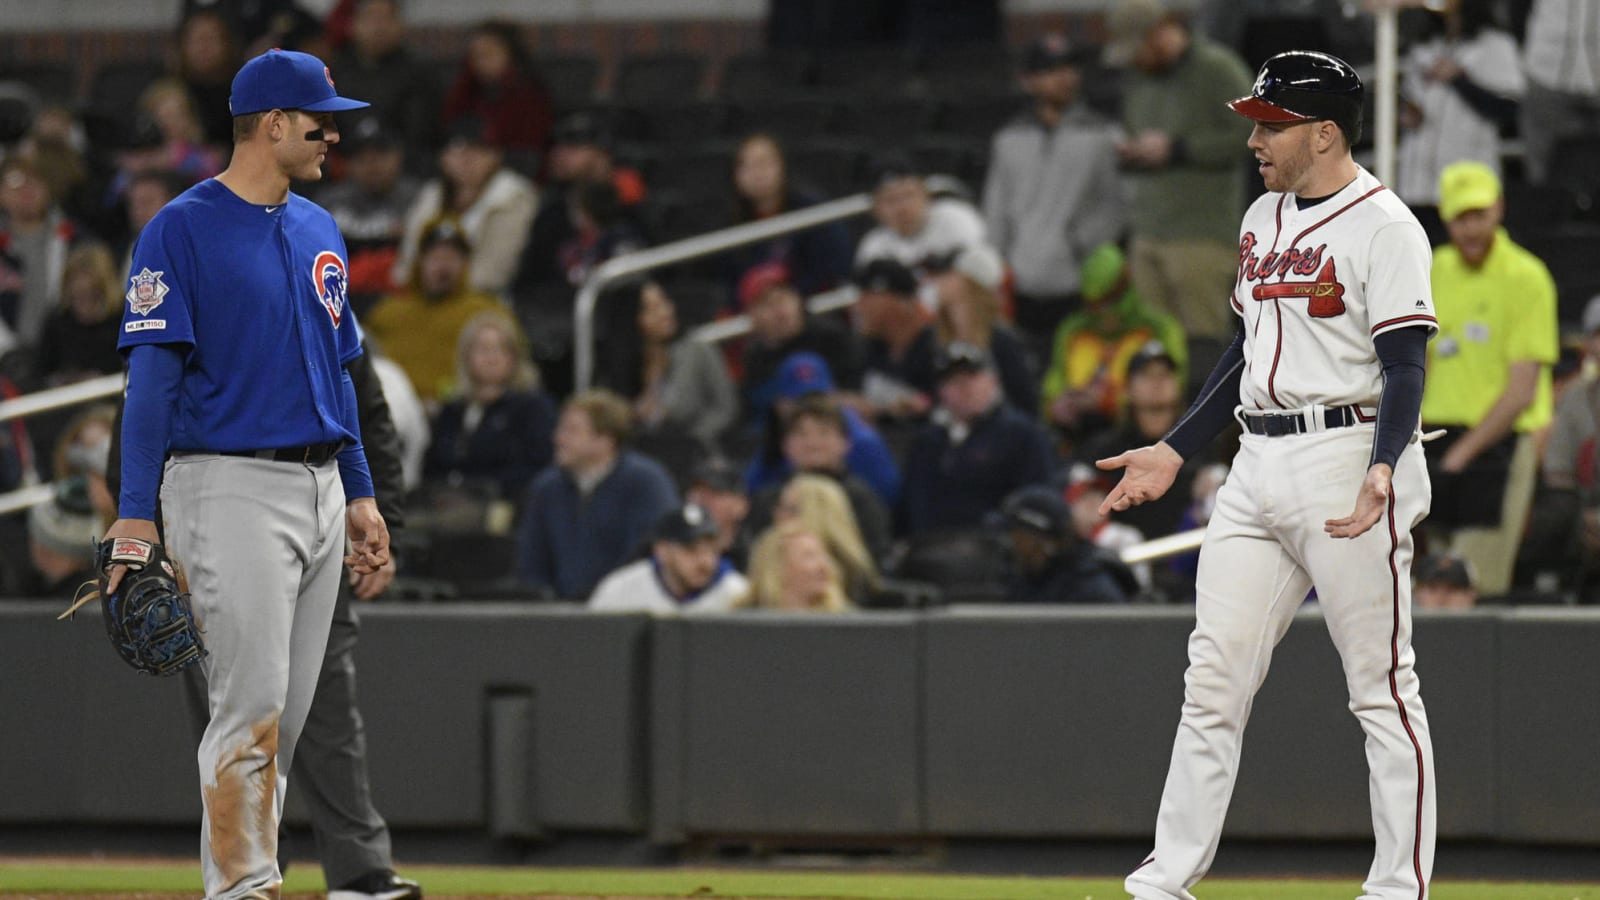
left=1098, top=51, right=1438, bottom=900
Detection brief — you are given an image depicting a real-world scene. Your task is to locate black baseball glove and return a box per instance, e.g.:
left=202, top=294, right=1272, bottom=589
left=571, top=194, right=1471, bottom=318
left=60, top=537, right=208, bottom=677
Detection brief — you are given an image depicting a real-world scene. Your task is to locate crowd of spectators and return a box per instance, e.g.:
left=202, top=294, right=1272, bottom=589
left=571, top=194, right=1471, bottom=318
left=2, top=0, right=1599, bottom=609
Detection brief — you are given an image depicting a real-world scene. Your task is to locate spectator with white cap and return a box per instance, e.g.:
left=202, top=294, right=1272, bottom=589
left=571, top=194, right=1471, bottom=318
left=932, top=243, right=1038, bottom=415
left=854, top=153, right=987, bottom=304
left=587, top=503, right=749, bottom=615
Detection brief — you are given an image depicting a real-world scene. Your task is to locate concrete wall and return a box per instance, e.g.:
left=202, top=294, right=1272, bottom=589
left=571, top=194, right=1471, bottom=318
left=3, top=602, right=1595, bottom=845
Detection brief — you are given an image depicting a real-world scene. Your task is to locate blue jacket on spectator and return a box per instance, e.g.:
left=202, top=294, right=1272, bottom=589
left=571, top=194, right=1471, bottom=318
left=745, top=406, right=901, bottom=506
left=899, top=403, right=1054, bottom=535
left=743, top=352, right=901, bottom=504
left=515, top=450, right=680, bottom=599
left=425, top=388, right=557, bottom=503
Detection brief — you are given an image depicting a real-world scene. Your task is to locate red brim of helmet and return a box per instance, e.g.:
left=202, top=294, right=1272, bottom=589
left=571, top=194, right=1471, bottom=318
left=1227, top=95, right=1315, bottom=123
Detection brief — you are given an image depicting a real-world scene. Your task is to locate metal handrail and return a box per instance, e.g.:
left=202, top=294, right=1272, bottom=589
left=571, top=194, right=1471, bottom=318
left=0, top=373, right=122, bottom=424
left=686, top=285, right=857, bottom=345
left=573, top=193, right=873, bottom=392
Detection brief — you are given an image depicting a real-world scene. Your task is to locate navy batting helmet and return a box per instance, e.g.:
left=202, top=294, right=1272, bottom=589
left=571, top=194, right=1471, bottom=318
left=1228, top=50, right=1363, bottom=145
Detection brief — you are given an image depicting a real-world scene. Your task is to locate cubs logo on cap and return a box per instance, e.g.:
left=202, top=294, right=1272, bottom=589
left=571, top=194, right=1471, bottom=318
left=312, top=251, right=348, bottom=327
left=229, top=49, right=370, bottom=116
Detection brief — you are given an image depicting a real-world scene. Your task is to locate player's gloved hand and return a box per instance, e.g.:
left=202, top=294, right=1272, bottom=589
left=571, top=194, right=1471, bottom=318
left=99, top=517, right=162, bottom=597
left=344, top=496, right=391, bottom=575
left=1325, top=463, right=1392, bottom=539
left=1096, top=441, right=1183, bottom=515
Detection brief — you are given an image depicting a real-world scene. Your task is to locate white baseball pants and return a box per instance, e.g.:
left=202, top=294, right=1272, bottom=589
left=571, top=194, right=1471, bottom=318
left=1127, top=425, right=1436, bottom=900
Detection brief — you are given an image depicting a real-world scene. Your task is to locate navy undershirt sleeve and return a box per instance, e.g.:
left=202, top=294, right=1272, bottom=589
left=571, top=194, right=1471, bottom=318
left=335, top=366, right=375, bottom=501
left=119, top=343, right=184, bottom=520
left=1162, top=326, right=1246, bottom=460
left=1370, top=326, right=1429, bottom=471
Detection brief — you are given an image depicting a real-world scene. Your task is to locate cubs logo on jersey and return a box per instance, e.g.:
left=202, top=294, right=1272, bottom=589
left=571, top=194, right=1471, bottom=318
left=312, top=251, right=348, bottom=327
left=126, top=268, right=169, bottom=316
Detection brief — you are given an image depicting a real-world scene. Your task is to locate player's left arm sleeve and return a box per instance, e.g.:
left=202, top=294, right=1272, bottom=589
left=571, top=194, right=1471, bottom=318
left=1367, top=220, right=1438, bottom=339
left=118, top=344, right=183, bottom=520
left=1370, top=326, right=1429, bottom=470
left=1163, top=324, right=1245, bottom=459
left=335, top=365, right=375, bottom=501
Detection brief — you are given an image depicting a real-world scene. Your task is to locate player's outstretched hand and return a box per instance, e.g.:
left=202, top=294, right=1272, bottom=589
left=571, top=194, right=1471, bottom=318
left=99, top=517, right=161, bottom=596
left=1325, top=463, right=1392, bottom=539
left=1096, top=441, right=1183, bottom=515
left=344, top=497, right=391, bottom=575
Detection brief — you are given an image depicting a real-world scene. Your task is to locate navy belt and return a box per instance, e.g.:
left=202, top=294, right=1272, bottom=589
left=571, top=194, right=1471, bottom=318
left=1242, top=406, right=1365, bottom=437
left=218, top=442, right=344, bottom=465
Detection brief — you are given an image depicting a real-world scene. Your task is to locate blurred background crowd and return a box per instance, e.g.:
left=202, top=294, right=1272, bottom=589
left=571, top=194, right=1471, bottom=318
left=1, top=0, right=1598, bottom=612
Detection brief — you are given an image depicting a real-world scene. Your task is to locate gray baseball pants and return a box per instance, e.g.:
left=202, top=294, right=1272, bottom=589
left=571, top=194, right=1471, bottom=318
left=162, top=453, right=345, bottom=900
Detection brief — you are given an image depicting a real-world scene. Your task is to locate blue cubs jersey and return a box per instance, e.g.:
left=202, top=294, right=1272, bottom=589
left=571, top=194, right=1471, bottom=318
left=120, top=178, right=364, bottom=452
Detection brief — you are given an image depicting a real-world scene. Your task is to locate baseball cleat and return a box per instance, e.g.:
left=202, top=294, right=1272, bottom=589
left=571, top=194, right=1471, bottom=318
left=327, top=869, right=422, bottom=900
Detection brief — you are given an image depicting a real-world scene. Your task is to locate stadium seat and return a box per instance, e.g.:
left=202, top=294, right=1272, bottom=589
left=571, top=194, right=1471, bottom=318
left=890, top=529, right=1011, bottom=597
left=656, top=275, right=728, bottom=330
left=909, top=42, right=1014, bottom=99
left=811, top=46, right=919, bottom=95
left=1547, top=133, right=1600, bottom=214
left=1558, top=279, right=1600, bottom=327
left=580, top=102, right=651, bottom=144
left=1502, top=179, right=1579, bottom=239
left=632, top=98, right=729, bottom=145
left=538, top=55, right=602, bottom=107
left=910, top=135, right=988, bottom=191
left=936, top=93, right=1027, bottom=143
left=719, top=49, right=813, bottom=99
left=614, top=54, right=708, bottom=103
left=649, top=143, right=737, bottom=204
left=641, top=187, right=734, bottom=244
left=726, top=96, right=838, bottom=144
left=832, top=97, right=938, bottom=142
left=862, top=577, right=944, bottom=609
left=786, top=138, right=868, bottom=197
left=87, top=60, right=166, bottom=123
left=0, top=62, right=77, bottom=105
left=1521, top=224, right=1600, bottom=320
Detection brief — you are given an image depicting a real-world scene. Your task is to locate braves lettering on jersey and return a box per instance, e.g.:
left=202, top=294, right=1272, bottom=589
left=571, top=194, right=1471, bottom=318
left=1229, top=166, right=1437, bottom=412
left=121, top=179, right=363, bottom=453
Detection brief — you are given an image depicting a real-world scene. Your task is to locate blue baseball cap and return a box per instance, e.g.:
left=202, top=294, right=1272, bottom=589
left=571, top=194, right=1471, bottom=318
left=229, top=49, right=370, bottom=117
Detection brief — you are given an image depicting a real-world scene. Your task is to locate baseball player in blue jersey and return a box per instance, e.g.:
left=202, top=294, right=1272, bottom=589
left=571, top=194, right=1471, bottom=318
left=103, top=49, right=390, bottom=900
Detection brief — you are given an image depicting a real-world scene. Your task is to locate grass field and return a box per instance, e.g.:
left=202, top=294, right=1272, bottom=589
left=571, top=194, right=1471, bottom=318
left=3, top=862, right=1600, bottom=900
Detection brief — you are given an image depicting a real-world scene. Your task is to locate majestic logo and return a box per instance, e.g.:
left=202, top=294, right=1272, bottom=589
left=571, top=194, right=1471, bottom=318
left=312, top=251, right=347, bottom=327
left=125, top=268, right=169, bottom=316
left=1238, top=234, right=1346, bottom=318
